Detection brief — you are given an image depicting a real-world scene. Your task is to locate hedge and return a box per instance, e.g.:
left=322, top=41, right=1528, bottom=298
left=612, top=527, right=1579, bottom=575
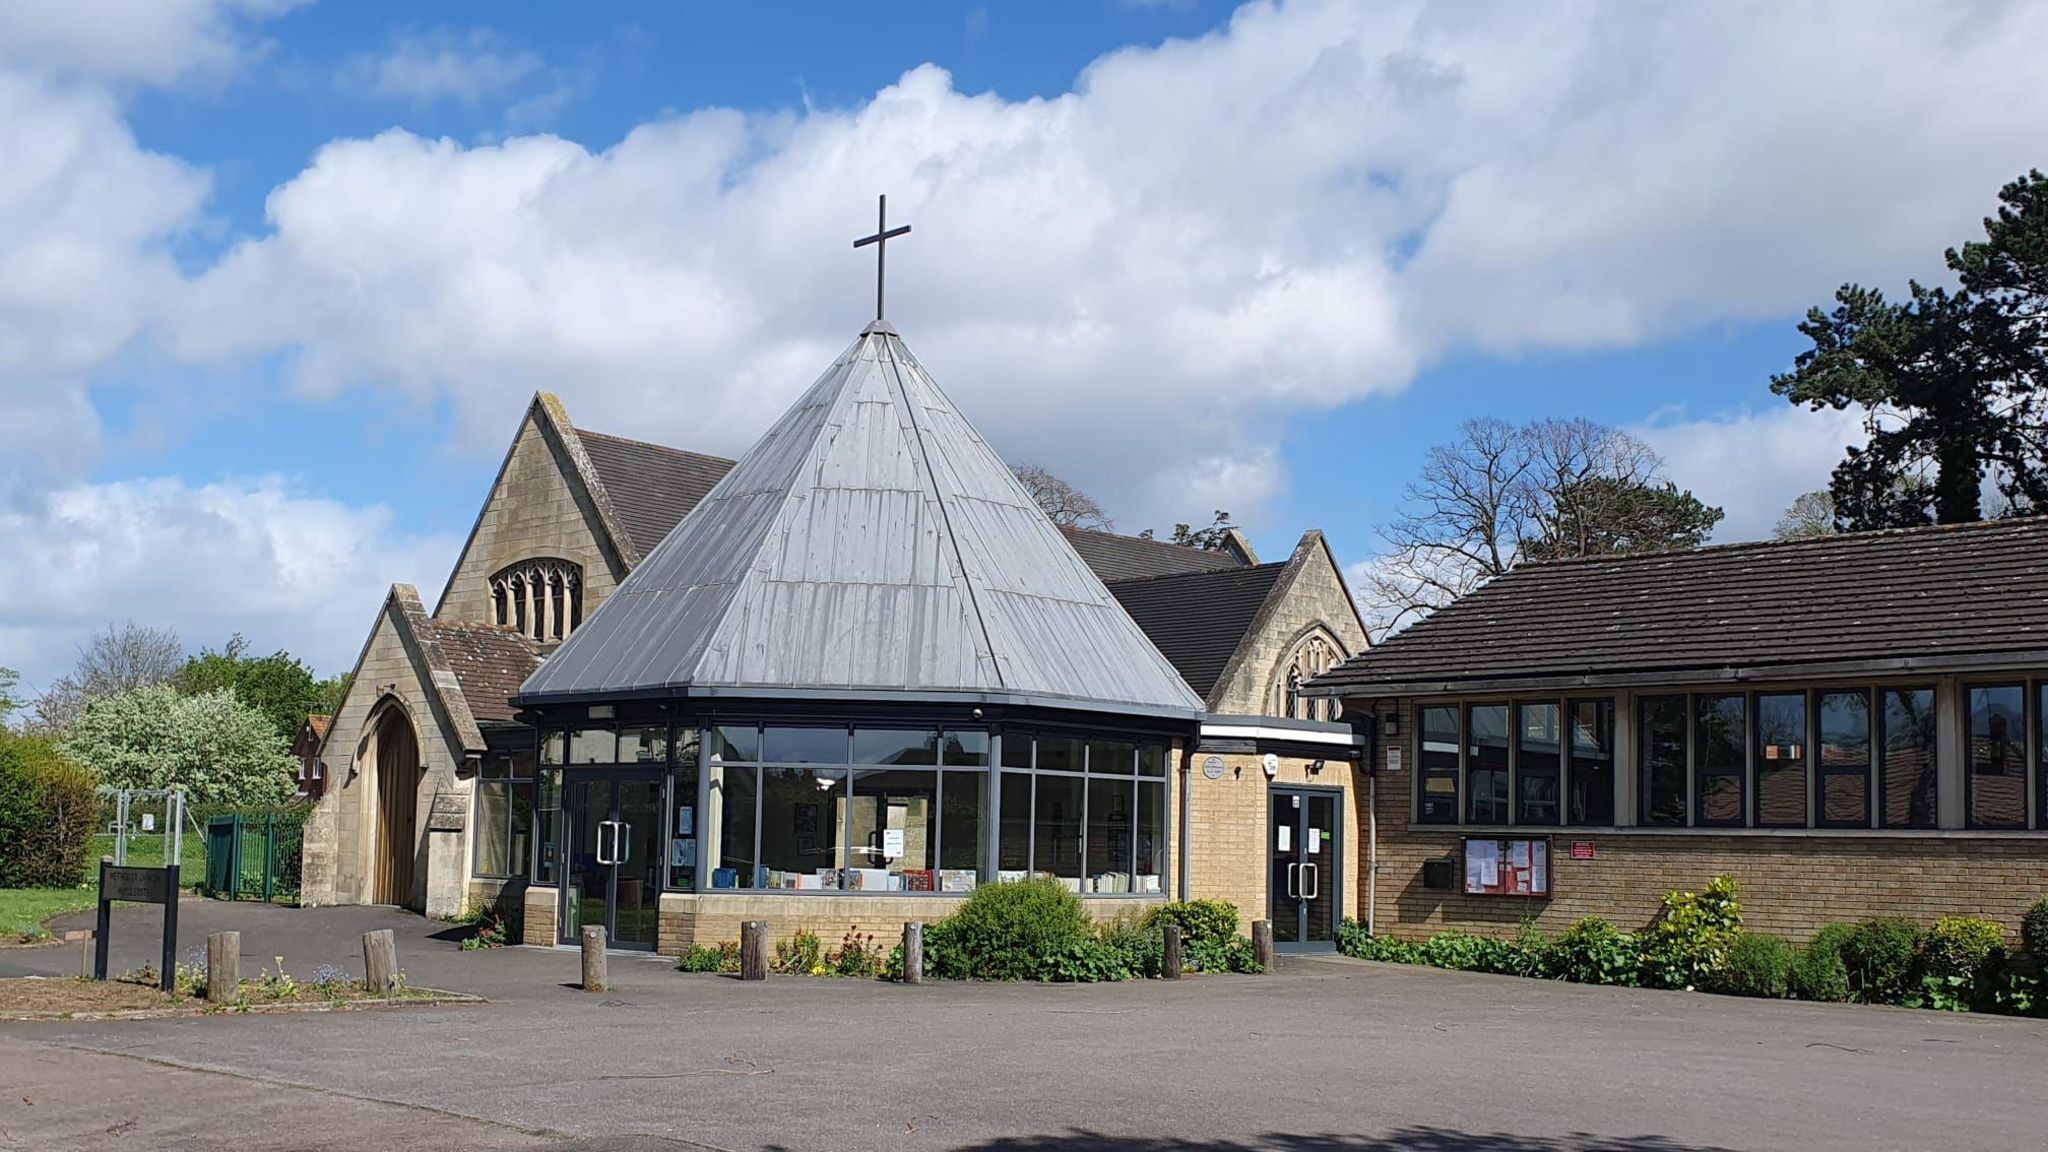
left=0, top=732, right=98, bottom=888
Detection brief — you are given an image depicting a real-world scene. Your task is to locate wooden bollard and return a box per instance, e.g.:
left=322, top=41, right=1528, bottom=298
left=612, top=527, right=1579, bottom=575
left=1162, top=922, right=1183, bottom=979
left=740, top=920, right=768, bottom=981
left=362, top=928, right=398, bottom=995
left=581, top=924, right=608, bottom=992
left=80, top=932, right=95, bottom=979
left=903, top=921, right=924, bottom=985
left=1252, top=919, right=1275, bottom=972
left=206, top=931, right=240, bottom=1001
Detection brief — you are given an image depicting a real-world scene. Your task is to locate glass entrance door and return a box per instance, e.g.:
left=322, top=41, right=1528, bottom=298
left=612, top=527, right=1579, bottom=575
left=1268, top=789, right=1341, bottom=951
left=561, top=772, right=664, bottom=950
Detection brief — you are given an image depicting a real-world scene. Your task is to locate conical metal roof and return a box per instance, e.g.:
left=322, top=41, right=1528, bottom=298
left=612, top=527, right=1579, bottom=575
left=519, top=325, right=1205, bottom=717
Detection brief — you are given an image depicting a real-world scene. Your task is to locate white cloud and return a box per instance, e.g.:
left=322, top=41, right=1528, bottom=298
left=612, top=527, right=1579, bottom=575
left=1637, top=405, right=1867, bottom=543
left=341, top=30, right=545, bottom=105
left=0, top=476, right=457, bottom=690
left=0, top=0, right=299, bottom=86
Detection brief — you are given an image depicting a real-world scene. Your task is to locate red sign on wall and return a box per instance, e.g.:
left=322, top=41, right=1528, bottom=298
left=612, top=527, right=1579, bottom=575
left=1569, top=840, right=1596, bottom=860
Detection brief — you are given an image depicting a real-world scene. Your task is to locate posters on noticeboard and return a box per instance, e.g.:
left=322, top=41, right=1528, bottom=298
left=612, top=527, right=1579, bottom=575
left=1463, top=837, right=1550, bottom=897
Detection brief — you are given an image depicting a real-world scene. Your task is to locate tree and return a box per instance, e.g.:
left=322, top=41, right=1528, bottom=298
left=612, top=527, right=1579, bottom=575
left=59, top=685, right=297, bottom=807
left=0, top=730, right=98, bottom=888
left=1012, top=463, right=1114, bottom=531
left=1169, top=510, right=1238, bottom=550
left=1773, top=491, right=1837, bottom=540
left=1363, top=418, right=1723, bottom=635
left=0, top=666, right=20, bottom=726
left=33, top=622, right=184, bottom=732
left=1773, top=171, right=2048, bottom=529
left=172, top=635, right=329, bottom=741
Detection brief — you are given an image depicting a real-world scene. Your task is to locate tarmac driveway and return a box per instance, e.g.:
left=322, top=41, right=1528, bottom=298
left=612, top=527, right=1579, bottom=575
left=2, top=902, right=2043, bottom=1152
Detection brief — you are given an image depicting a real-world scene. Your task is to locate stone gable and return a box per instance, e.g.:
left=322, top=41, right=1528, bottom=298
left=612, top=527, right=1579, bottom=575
left=1210, top=532, right=1370, bottom=717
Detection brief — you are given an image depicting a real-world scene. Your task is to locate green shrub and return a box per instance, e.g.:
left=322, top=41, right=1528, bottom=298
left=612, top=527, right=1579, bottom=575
left=1142, top=900, right=1240, bottom=948
left=0, top=732, right=99, bottom=888
left=1041, top=938, right=1135, bottom=982
left=772, top=928, right=825, bottom=975
left=1550, top=918, right=1641, bottom=987
left=1842, top=917, right=1922, bottom=1004
left=1338, top=922, right=1424, bottom=965
left=1708, top=932, right=1795, bottom=998
left=2021, top=897, right=2048, bottom=961
left=919, top=918, right=970, bottom=979
left=1098, top=918, right=1164, bottom=978
left=828, top=926, right=885, bottom=978
left=944, top=877, right=1092, bottom=980
left=1337, top=917, right=1372, bottom=956
left=1911, top=917, right=2006, bottom=1010
left=1639, top=874, right=1743, bottom=990
left=1787, top=923, right=1854, bottom=1002
left=677, top=941, right=741, bottom=973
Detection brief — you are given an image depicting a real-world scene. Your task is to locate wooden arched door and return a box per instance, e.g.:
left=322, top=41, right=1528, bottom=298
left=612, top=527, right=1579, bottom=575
left=371, top=705, right=423, bottom=908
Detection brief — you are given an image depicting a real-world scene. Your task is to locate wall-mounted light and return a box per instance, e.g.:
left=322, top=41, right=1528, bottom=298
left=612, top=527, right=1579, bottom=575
left=1308, top=759, right=1325, bottom=776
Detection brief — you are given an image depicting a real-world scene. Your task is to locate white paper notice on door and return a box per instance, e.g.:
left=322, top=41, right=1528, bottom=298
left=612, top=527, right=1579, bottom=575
left=882, top=828, right=905, bottom=860
left=1466, top=840, right=1500, bottom=892
left=1307, top=828, right=1323, bottom=855
left=1277, top=825, right=1292, bottom=852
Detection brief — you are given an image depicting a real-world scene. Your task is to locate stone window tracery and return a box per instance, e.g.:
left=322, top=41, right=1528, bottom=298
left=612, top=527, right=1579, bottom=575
left=491, top=559, right=583, bottom=642
left=1275, top=630, right=1346, bottom=722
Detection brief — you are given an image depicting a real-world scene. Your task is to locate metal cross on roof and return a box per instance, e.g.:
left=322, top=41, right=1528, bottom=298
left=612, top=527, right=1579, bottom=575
left=852, top=193, right=911, bottom=323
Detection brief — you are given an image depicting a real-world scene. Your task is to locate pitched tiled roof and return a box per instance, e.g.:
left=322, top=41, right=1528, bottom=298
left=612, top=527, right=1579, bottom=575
left=1309, top=517, right=2048, bottom=697
left=305, top=714, right=332, bottom=741
left=1059, top=526, right=1245, bottom=582
left=575, top=429, right=735, bottom=556
left=425, top=619, right=544, bottom=723
left=1108, top=563, right=1287, bottom=702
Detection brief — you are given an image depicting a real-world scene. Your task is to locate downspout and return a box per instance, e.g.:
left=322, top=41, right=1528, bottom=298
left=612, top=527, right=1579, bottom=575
left=1178, top=735, right=1194, bottom=902
left=1359, top=712, right=1380, bottom=935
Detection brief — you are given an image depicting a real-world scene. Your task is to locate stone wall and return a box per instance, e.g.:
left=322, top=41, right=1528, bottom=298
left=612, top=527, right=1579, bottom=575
left=522, top=884, right=559, bottom=947
left=435, top=408, right=626, bottom=626
left=1185, top=751, right=1360, bottom=937
left=1210, top=533, right=1370, bottom=716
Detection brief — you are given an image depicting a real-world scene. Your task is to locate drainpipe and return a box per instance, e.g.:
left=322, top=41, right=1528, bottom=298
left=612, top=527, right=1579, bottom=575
left=1367, top=771, right=1378, bottom=936
left=1178, top=736, right=1194, bottom=902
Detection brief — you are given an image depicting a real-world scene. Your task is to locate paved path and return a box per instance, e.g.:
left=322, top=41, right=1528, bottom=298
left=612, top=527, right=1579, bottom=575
left=3, top=903, right=2044, bottom=1151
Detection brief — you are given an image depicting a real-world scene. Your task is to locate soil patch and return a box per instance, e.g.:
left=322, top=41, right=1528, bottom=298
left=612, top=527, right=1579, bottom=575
left=0, top=975, right=480, bottom=1020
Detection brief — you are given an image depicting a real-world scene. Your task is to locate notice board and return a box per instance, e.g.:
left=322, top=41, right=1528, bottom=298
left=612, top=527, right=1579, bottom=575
left=1463, top=837, right=1550, bottom=897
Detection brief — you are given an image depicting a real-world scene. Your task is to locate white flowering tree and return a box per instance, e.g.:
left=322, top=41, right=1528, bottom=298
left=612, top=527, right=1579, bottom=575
left=60, top=685, right=298, bottom=807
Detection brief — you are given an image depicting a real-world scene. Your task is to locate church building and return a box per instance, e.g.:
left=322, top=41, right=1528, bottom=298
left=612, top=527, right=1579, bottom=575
left=299, top=316, right=1370, bottom=954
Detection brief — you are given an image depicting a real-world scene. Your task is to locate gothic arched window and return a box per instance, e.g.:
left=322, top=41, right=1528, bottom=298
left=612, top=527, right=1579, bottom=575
left=490, top=559, right=583, bottom=642
left=1273, top=629, right=1349, bottom=722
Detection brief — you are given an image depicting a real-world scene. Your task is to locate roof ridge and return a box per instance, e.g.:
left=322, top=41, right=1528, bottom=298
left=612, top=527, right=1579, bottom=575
left=576, top=426, right=738, bottom=468
left=1515, top=513, right=2048, bottom=573
left=1105, top=560, right=1288, bottom=588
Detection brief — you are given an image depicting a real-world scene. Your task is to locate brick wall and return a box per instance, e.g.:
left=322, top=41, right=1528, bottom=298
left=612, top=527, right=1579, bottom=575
left=1186, top=751, right=1360, bottom=937
left=523, top=884, right=558, bottom=946
left=656, top=892, right=1162, bottom=952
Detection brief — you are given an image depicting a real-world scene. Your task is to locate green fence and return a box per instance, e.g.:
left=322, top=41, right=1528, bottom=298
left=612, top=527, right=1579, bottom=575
left=202, top=812, right=307, bottom=904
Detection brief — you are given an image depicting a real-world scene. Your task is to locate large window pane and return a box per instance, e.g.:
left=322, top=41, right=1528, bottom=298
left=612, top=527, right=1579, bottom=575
left=1086, top=777, right=1134, bottom=892
left=762, top=726, right=848, bottom=764
left=849, top=768, right=937, bottom=890
left=711, top=725, right=758, bottom=763
left=1137, top=744, right=1168, bottom=777
left=1695, top=695, right=1746, bottom=827
left=668, top=729, right=700, bottom=890
left=476, top=780, right=510, bottom=876
left=997, top=772, right=1032, bottom=874
left=1033, top=773, right=1084, bottom=888
left=1465, top=704, right=1510, bottom=824
left=706, top=764, right=758, bottom=889
left=939, top=770, right=986, bottom=889
left=533, top=768, right=562, bottom=883
left=1001, top=731, right=1033, bottom=769
left=616, top=725, right=669, bottom=765
left=1754, top=693, right=1808, bottom=828
left=1880, top=688, right=1938, bottom=829
left=539, top=731, right=564, bottom=765
left=854, top=728, right=938, bottom=765
left=1640, top=695, right=1688, bottom=826
left=759, top=768, right=845, bottom=889
left=1134, top=780, right=1166, bottom=895
left=1514, top=702, right=1561, bottom=826
left=1087, top=740, right=1136, bottom=776
left=2039, top=685, right=2048, bottom=829
left=1418, top=705, right=1460, bottom=825
left=1037, top=735, right=1084, bottom=774
left=1968, top=686, right=2026, bottom=829
left=1566, top=700, right=1614, bottom=826
left=943, top=730, right=990, bottom=767
left=568, top=728, right=615, bottom=764
left=1817, top=690, right=1871, bottom=827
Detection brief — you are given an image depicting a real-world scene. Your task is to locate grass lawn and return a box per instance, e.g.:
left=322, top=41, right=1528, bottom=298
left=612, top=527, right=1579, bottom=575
left=0, top=886, right=95, bottom=942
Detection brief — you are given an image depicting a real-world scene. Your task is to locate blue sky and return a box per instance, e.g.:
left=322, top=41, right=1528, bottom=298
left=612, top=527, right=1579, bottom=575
left=2, top=1, right=2041, bottom=687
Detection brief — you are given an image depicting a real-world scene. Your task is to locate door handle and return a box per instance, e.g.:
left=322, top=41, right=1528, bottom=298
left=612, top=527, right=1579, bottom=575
left=595, top=820, right=617, bottom=866
left=617, top=822, right=631, bottom=866
left=1286, top=861, right=1300, bottom=899
left=1303, top=863, right=1319, bottom=901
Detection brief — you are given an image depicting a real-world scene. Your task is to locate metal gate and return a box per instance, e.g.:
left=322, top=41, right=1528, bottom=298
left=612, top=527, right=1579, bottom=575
left=202, top=813, right=304, bottom=903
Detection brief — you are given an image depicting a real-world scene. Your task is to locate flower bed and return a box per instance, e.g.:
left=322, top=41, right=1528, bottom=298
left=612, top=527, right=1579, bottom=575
left=1339, top=879, right=2048, bottom=1017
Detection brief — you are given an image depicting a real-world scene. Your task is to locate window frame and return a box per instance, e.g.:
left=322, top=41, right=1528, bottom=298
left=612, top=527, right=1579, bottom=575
left=1750, top=691, right=1810, bottom=829
left=1965, top=683, right=2029, bottom=831
left=1692, top=693, right=1748, bottom=829
left=1878, top=686, right=1939, bottom=831
left=1412, top=697, right=1618, bottom=829
left=1637, top=693, right=1690, bottom=828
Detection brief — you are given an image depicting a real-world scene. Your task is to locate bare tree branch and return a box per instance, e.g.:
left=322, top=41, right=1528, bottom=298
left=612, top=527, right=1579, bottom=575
left=1012, top=462, right=1114, bottom=531
left=32, top=621, right=184, bottom=732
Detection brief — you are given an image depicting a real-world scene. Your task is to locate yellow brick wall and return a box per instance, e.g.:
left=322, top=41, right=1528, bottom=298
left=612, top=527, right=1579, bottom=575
left=522, top=884, right=558, bottom=947
left=656, top=892, right=1161, bottom=952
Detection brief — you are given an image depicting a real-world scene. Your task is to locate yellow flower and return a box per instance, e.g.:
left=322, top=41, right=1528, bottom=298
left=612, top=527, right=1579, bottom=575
left=810, top=964, right=827, bottom=976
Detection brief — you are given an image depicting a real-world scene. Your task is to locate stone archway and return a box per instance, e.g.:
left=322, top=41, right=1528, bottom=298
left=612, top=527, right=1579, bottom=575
left=369, top=703, right=424, bottom=908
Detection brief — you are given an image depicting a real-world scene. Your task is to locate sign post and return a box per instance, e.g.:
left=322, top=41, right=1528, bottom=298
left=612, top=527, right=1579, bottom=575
left=93, top=858, right=180, bottom=992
